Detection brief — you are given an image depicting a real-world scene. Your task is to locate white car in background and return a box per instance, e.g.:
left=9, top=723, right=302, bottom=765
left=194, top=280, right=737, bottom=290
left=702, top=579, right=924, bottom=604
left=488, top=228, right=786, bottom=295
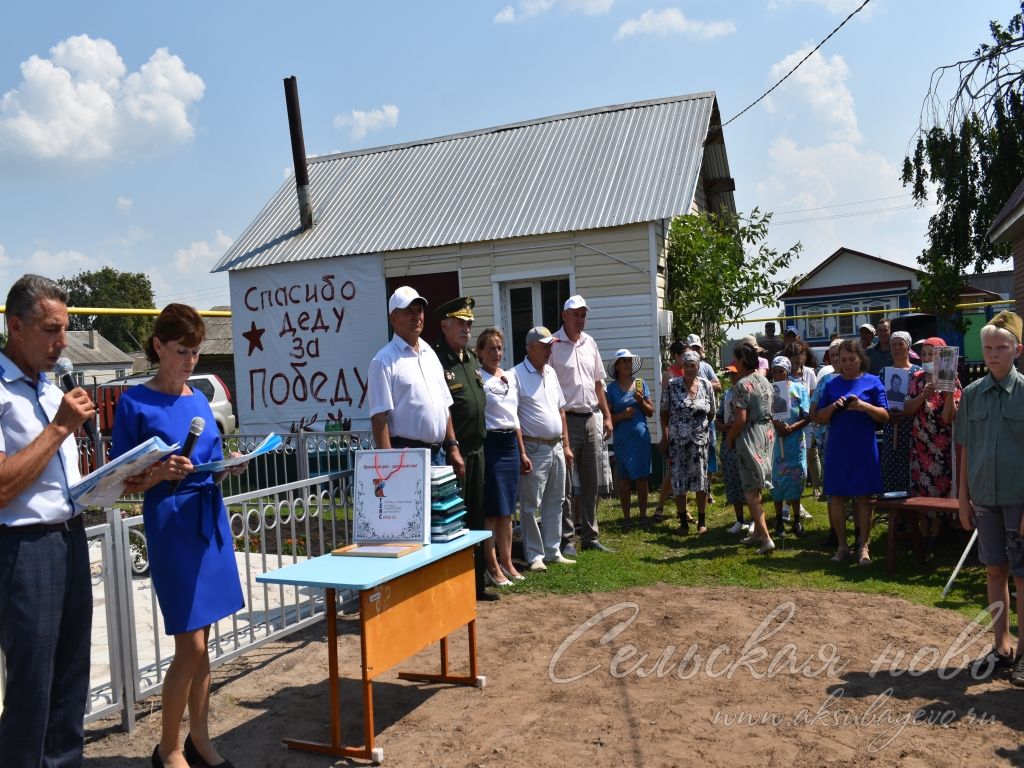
left=97, top=373, right=237, bottom=434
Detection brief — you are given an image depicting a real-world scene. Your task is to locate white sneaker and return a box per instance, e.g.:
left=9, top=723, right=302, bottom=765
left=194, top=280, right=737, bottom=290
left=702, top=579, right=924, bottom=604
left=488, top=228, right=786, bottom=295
left=758, top=538, right=777, bottom=555
left=747, top=521, right=756, bottom=534
left=544, top=552, right=576, bottom=565
left=799, top=505, right=812, bottom=519
left=528, top=556, right=548, bottom=572
left=727, top=520, right=746, bottom=534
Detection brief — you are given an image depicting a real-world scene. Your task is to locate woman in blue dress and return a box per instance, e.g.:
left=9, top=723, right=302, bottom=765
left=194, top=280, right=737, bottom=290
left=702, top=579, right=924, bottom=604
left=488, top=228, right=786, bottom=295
left=112, top=304, right=245, bottom=768
left=768, top=357, right=810, bottom=538
left=606, top=349, right=653, bottom=528
left=816, top=338, right=889, bottom=566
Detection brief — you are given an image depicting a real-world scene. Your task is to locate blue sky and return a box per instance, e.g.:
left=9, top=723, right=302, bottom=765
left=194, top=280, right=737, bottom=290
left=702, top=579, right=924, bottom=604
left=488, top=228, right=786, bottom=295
left=0, top=1, right=1015, bottom=318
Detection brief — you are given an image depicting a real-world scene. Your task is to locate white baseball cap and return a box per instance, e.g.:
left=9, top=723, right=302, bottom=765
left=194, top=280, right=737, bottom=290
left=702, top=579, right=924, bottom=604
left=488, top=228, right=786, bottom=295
left=563, top=294, right=588, bottom=311
left=685, top=333, right=703, bottom=349
left=388, top=286, right=427, bottom=313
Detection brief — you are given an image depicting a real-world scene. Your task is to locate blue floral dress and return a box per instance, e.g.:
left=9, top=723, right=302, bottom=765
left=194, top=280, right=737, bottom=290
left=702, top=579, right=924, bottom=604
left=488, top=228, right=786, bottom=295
left=771, top=381, right=809, bottom=502
left=607, top=379, right=652, bottom=480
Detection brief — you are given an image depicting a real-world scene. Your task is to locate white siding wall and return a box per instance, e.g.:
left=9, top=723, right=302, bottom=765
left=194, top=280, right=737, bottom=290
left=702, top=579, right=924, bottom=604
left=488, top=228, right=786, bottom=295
left=800, top=251, right=919, bottom=290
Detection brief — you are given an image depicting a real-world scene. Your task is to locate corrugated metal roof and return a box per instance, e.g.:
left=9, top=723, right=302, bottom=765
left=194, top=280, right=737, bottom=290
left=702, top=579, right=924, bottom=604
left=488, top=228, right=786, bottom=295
left=199, top=306, right=234, bottom=356
left=215, top=92, right=720, bottom=273
left=64, top=331, right=133, bottom=366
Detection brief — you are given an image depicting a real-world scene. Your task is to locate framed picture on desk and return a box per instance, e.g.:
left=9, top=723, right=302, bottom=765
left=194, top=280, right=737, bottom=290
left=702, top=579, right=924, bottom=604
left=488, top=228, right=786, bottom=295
left=351, top=448, right=430, bottom=546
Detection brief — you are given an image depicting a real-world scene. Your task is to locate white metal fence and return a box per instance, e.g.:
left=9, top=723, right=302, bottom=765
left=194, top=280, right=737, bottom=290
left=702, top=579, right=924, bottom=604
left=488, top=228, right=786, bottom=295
left=1, top=431, right=369, bottom=732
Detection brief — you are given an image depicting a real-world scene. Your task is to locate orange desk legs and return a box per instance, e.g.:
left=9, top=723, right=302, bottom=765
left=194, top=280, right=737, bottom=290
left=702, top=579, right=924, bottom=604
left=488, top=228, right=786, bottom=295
left=282, top=549, right=482, bottom=764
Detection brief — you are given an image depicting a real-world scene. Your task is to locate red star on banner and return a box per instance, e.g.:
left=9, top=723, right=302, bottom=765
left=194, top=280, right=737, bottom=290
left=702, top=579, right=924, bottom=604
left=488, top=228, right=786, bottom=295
left=242, top=321, right=266, bottom=356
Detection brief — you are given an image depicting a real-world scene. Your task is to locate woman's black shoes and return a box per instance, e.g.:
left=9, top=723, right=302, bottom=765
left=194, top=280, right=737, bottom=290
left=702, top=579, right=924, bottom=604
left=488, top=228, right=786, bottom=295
left=151, top=745, right=163, bottom=768
left=184, top=734, right=235, bottom=768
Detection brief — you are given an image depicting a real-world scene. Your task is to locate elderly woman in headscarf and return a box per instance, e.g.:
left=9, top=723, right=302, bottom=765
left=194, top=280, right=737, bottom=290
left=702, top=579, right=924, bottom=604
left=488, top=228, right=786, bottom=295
left=878, top=330, right=921, bottom=494
left=769, top=356, right=811, bottom=538
left=660, top=349, right=716, bottom=534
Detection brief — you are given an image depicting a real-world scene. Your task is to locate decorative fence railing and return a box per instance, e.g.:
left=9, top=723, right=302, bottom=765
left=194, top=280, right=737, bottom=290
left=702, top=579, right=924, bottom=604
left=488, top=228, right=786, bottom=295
left=0, top=431, right=370, bottom=732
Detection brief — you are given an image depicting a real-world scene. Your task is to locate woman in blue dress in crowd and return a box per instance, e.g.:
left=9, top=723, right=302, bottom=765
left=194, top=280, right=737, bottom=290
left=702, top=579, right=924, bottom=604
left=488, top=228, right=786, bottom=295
left=816, top=338, right=889, bottom=567
left=605, top=349, right=653, bottom=528
left=768, top=356, right=810, bottom=538
left=112, top=304, right=246, bottom=768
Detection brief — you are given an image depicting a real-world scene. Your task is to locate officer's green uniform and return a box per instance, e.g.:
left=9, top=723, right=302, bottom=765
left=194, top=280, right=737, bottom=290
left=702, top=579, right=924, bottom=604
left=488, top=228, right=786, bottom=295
left=434, top=297, right=489, bottom=595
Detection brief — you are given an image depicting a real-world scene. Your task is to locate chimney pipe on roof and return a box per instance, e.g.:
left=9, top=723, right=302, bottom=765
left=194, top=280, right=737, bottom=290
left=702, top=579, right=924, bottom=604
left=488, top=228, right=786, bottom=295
left=284, top=76, right=314, bottom=231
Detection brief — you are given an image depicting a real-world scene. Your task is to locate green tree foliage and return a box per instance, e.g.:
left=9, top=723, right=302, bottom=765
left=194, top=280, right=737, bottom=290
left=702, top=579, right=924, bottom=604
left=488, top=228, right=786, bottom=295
left=902, top=2, right=1024, bottom=315
left=57, top=267, right=156, bottom=352
left=665, top=209, right=801, bottom=361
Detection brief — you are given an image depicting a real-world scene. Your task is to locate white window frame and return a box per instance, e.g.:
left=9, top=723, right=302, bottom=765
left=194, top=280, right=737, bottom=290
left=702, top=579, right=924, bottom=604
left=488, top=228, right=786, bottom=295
left=492, top=269, right=574, bottom=369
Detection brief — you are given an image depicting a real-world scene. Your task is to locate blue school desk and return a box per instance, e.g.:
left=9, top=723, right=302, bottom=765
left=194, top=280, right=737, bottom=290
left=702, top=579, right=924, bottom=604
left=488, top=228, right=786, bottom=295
left=257, top=530, right=490, bottom=764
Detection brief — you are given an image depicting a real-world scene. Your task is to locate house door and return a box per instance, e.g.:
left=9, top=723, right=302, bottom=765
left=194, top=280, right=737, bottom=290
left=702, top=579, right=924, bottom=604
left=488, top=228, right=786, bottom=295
left=502, top=277, right=570, bottom=366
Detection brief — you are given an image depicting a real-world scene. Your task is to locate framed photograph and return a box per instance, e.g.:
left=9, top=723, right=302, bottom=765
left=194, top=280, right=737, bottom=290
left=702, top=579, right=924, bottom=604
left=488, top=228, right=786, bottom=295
left=771, top=381, right=791, bottom=420
left=934, top=346, right=959, bottom=393
left=884, top=368, right=909, bottom=411
left=350, top=448, right=430, bottom=546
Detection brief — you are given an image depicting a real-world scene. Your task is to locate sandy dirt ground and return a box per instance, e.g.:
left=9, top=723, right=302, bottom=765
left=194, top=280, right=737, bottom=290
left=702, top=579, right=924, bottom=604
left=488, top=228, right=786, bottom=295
left=85, top=587, right=1024, bottom=767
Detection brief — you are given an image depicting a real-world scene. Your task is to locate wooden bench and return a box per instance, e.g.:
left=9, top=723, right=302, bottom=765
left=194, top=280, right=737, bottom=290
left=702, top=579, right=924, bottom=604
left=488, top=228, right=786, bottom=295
left=873, top=496, right=960, bottom=576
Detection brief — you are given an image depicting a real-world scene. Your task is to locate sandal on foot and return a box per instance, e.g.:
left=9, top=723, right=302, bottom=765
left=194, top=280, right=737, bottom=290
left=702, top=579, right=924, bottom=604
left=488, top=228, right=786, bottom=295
left=857, top=547, right=871, bottom=566
left=830, top=547, right=850, bottom=563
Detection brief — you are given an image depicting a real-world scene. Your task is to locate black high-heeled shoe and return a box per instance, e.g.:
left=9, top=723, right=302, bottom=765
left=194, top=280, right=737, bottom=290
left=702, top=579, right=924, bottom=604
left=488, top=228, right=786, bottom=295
left=184, top=733, right=235, bottom=768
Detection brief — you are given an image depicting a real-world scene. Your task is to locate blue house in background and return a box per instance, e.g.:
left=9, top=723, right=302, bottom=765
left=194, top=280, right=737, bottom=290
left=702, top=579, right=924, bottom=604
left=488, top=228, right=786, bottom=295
left=780, top=247, right=1000, bottom=345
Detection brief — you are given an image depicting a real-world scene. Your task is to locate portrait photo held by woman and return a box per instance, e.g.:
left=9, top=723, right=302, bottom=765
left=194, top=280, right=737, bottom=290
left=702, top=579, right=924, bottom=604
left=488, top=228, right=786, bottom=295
left=606, top=348, right=654, bottom=529
left=816, top=339, right=890, bottom=566
left=878, top=331, right=920, bottom=494
left=111, top=304, right=247, bottom=768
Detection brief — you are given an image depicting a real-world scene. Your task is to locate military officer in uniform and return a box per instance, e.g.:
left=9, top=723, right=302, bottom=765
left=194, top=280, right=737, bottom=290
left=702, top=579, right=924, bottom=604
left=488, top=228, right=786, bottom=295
left=434, top=296, right=498, bottom=602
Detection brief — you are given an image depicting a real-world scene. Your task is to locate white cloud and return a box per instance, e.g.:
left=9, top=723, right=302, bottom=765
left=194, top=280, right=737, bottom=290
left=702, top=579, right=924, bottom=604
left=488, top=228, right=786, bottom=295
left=173, top=230, right=233, bottom=274
left=616, top=8, right=736, bottom=39
left=116, top=196, right=133, bottom=213
left=30, top=248, right=96, bottom=274
left=333, top=104, right=399, bottom=140
left=494, top=0, right=611, bottom=23
left=753, top=136, right=933, bottom=270
left=767, top=47, right=860, bottom=143
left=0, top=34, right=204, bottom=165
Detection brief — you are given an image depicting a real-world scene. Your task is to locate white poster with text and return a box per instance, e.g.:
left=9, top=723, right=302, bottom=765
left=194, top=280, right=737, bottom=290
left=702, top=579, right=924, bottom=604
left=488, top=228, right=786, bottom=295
left=229, top=255, right=387, bottom=434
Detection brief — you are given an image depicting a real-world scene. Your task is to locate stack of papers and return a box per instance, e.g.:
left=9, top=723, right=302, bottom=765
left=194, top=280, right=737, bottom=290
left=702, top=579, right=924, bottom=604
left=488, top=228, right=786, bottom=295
left=70, top=436, right=180, bottom=508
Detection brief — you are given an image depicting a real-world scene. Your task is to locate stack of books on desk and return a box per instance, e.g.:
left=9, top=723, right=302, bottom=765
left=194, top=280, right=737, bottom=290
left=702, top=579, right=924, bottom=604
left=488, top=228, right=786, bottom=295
left=430, top=466, right=467, bottom=543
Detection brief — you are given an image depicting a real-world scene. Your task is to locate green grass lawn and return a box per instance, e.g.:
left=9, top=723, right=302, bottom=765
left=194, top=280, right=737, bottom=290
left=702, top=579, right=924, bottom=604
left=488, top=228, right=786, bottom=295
left=505, top=480, right=992, bottom=623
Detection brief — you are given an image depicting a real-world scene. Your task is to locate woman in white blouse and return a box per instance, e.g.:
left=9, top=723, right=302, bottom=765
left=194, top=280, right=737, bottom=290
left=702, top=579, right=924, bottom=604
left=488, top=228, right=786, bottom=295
left=476, top=328, right=531, bottom=584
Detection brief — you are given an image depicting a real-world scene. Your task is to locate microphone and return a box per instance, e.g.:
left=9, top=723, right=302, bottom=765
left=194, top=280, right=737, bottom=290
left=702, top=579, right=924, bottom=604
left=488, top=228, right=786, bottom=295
left=168, top=416, right=205, bottom=492
left=54, top=357, right=100, bottom=445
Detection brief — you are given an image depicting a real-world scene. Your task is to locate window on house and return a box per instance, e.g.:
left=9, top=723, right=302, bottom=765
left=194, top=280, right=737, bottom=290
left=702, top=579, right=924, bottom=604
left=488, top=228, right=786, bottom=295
left=806, top=306, right=824, bottom=339
left=502, top=277, right=571, bottom=366
left=868, top=304, right=886, bottom=327
left=837, top=305, right=854, bottom=336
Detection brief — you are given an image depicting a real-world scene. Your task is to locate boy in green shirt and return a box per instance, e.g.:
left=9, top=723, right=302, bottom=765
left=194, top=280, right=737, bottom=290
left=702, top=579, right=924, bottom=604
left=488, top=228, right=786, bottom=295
left=955, top=310, right=1024, bottom=684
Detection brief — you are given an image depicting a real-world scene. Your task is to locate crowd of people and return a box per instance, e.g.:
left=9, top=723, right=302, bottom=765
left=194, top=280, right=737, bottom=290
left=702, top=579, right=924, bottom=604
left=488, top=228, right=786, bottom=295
left=3, top=270, right=1024, bottom=768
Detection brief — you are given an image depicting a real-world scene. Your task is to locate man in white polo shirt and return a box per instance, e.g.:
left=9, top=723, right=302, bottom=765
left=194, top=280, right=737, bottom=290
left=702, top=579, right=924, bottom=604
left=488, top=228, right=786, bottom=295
left=514, top=326, right=575, bottom=571
left=551, top=294, right=614, bottom=554
left=368, top=286, right=464, bottom=476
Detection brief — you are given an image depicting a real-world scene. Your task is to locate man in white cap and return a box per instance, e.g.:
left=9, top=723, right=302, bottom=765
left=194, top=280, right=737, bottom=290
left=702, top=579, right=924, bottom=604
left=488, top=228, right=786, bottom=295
left=858, top=323, right=875, bottom=351
left=551, top=294, right=614, bottom=554
left=368, top=286, right=464, bottom=475
left=513, top=326, right=575, bottom=570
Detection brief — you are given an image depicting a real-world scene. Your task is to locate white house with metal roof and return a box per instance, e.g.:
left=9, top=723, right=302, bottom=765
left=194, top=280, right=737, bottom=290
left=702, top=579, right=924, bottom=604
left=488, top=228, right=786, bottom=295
left=214, top=92, right=736, bottom=435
